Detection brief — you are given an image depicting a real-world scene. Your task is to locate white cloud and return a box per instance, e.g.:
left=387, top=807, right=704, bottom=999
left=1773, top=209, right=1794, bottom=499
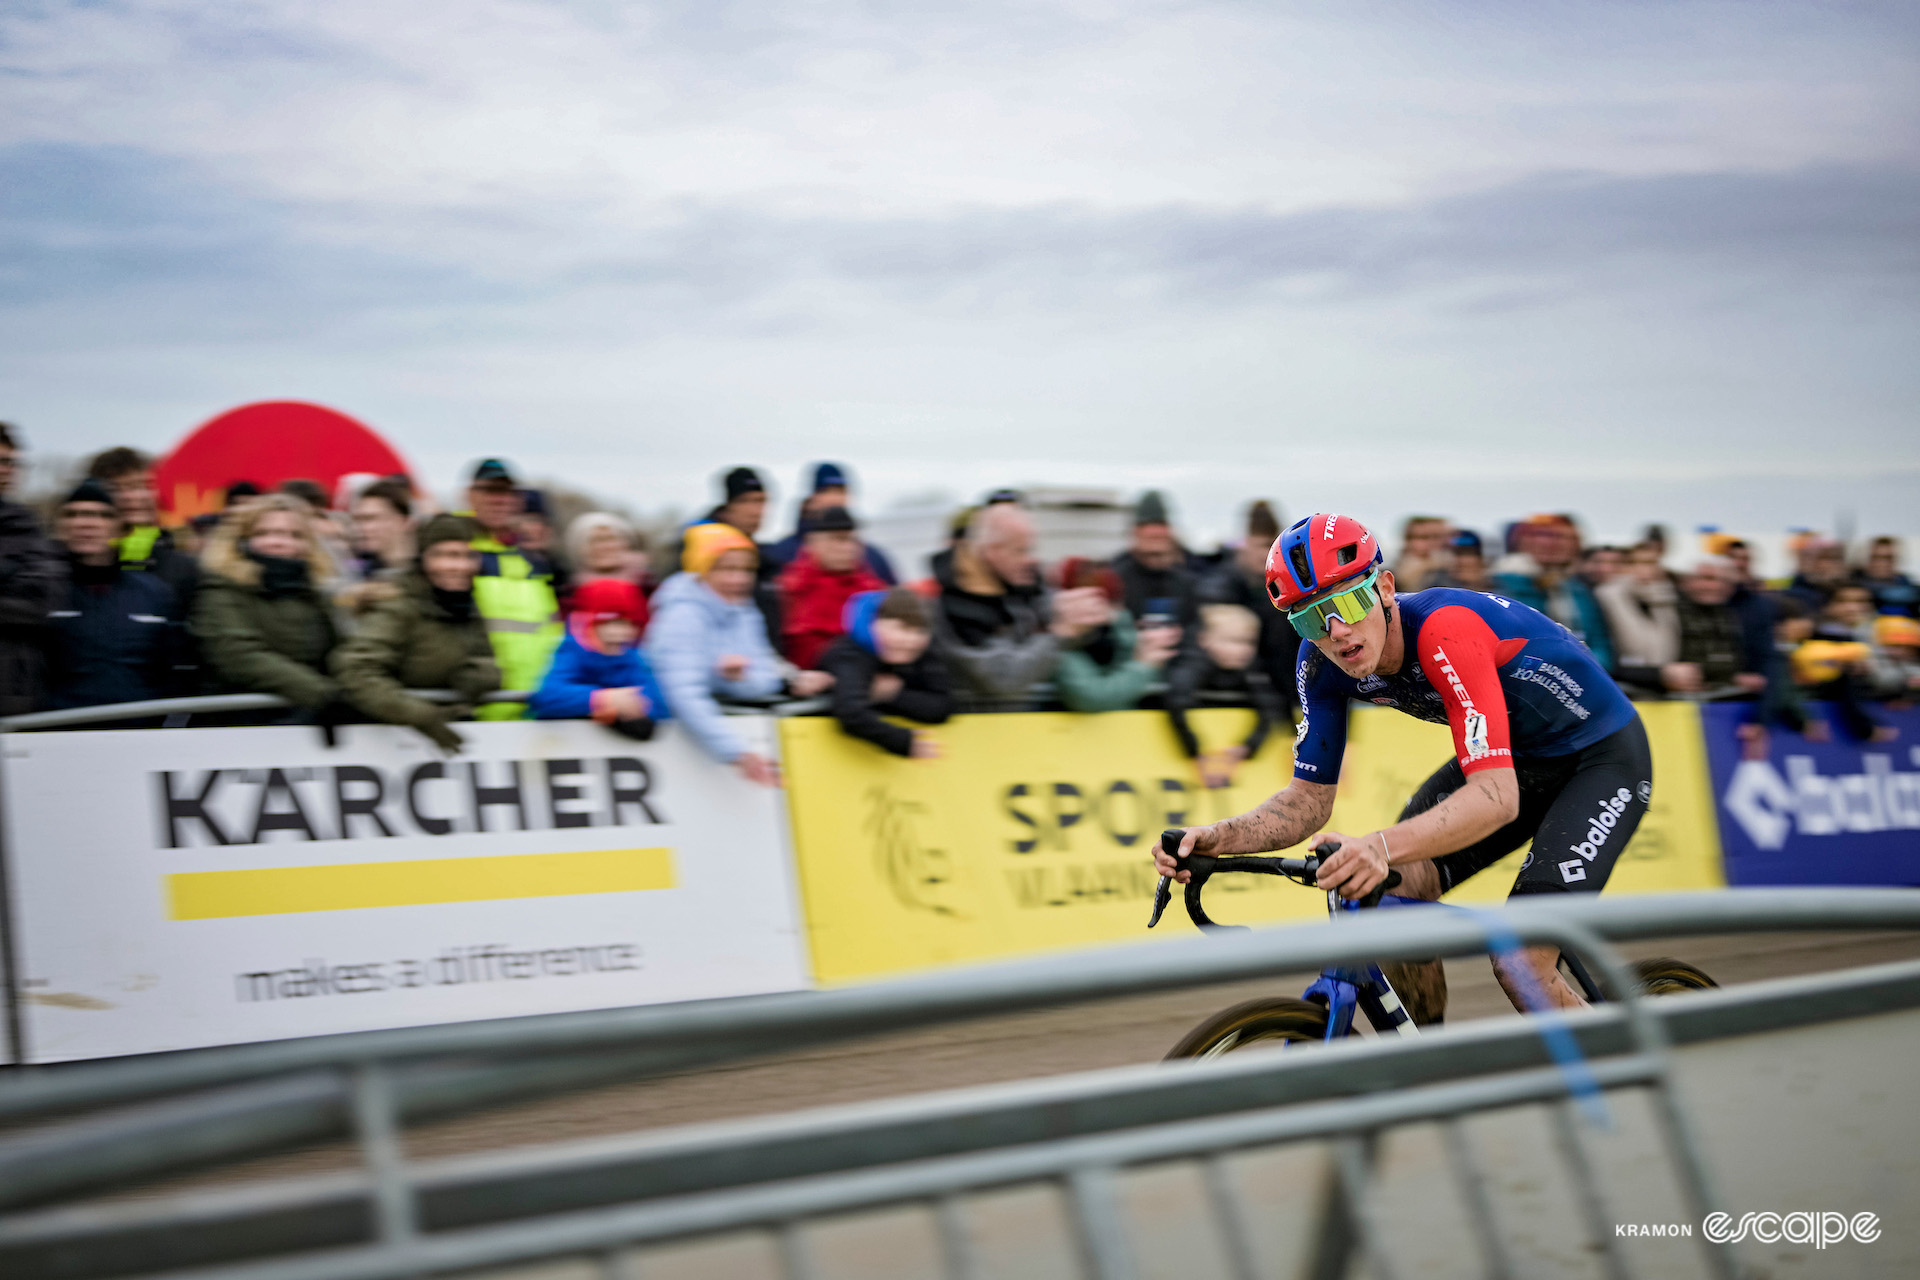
left=6, top=1, right=1915, bottom=237
left=1, top=0, right=1917, bottom=548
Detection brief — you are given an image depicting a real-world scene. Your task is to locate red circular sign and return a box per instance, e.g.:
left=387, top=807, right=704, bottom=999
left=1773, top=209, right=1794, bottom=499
left=155, top=401, right=414, bottom=519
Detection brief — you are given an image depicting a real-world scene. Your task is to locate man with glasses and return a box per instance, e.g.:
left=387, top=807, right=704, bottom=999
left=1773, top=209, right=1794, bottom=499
left=1154, top=512, right=1650, bottom=1015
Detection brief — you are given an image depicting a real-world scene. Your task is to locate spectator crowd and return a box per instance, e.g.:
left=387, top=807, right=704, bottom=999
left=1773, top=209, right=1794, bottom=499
left=1, top=419, right=1914, bottom=789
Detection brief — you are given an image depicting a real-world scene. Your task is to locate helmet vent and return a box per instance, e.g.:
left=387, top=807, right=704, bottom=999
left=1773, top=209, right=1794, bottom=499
left=1336, top=542, right=1358, bottom=566
left=1288, top=541, right=1313, bottom=588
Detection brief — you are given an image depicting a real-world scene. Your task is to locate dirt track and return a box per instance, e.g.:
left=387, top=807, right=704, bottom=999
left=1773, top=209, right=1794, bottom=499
left=114, top=926, right=1920, bottom=1199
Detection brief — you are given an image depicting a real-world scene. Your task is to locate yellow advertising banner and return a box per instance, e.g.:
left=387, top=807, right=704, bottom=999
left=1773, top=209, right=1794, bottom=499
left=1324, top=701, right=1726, bottom=902
left=780, top=709, right=1324, bottom=982
left=782, top=702, right=1726, bottom=983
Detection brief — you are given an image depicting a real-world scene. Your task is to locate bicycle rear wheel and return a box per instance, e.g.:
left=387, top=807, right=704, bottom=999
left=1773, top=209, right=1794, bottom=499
left=1164, top=997, right=1330, bottom=1060
left=1634, top=957, right=1718, bottom=994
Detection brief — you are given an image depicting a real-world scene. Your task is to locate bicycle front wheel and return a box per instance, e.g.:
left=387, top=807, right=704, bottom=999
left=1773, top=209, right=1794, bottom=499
left=1634, top=957, right=1718, bottom=994
left=1165, top=997, right=1330, bottom=1060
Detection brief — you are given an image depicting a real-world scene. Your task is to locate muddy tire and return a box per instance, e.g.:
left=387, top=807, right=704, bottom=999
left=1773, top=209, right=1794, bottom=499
left=1634, top=957, right=1719, bottom=994
left=1164, top=997, right=1330, bottom=1060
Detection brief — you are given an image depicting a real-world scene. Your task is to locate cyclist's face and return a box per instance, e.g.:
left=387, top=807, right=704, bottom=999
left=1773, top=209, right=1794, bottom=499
left=1308, top=571, right=1396, bottom=676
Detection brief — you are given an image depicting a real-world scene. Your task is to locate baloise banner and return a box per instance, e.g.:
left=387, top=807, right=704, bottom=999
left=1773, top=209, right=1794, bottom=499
left=1, top=719, right=810, bottom=1063
left=1702, top=701, right=1920, bottom=886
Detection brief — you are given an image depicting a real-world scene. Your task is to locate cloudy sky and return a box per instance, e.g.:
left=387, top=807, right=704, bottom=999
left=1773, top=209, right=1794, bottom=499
left=2, top=0, right=1916, bottom=552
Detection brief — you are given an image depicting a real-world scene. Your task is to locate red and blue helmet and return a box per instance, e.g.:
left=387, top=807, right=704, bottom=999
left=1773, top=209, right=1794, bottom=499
left=1264, top=513, right=1382, bottom=612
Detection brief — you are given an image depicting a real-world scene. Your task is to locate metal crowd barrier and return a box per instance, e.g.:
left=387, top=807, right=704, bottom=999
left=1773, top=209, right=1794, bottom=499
left=0, top=691, right=527, bottom=734
left=1, top=889, right=1918, bottom=1280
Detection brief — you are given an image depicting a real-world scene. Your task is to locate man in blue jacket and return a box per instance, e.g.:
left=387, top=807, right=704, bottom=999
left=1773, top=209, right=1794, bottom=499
left=766, top=461, right=898, bottom=584
left=47, top=480, right=184, bottom=710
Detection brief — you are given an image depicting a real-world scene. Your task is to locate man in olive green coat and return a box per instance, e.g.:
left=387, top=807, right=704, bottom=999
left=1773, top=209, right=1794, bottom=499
left=332, top=514, right=500, bottom=753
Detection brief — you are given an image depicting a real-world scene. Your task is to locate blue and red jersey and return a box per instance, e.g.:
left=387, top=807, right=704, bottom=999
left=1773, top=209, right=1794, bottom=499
left=1291, top=587, right=1636, bottom=784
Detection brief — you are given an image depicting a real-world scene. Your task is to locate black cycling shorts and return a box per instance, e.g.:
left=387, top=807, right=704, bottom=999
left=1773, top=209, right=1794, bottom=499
left=1398, top=717, right=1653, bottom=897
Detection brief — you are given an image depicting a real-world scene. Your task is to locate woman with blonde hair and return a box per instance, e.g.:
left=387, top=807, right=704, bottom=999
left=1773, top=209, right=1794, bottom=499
left=193, top=493, right=342, bottom=711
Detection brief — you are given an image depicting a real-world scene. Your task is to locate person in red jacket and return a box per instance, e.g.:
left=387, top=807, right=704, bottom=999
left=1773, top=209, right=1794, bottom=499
left=779, top=506, right=886, bottom=668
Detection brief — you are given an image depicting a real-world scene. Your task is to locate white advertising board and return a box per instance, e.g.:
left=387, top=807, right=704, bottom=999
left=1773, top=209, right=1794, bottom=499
left=0, top=718, right=811, bottom=1063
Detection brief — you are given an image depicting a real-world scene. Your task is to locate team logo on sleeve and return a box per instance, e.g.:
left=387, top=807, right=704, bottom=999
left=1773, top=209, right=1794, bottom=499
left=1294, top=661, right=1312, bottom=744
left=1431, top=645, right=1473, bottom=708
left=1431, top=644, right=1508, bottom=762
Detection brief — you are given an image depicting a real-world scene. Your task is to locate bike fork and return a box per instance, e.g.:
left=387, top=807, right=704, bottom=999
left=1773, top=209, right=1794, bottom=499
left=1303, top=965, right=1419, bottom=1041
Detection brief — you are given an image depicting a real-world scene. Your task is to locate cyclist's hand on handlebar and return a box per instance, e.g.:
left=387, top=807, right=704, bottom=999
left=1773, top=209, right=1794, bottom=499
left=1313, top=831, right=1388, bottom=899
left=1152, top=825, right=1209, bottom=883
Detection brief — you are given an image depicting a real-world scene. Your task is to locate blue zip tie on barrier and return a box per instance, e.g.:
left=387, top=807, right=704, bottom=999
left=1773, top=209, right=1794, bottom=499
left=1464, top=909, right=1612, bottom=1130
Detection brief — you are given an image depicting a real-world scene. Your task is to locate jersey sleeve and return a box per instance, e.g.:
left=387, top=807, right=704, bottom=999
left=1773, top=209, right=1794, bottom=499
left=1415, top=605, right=1516, bottom=776
left=1290, top=650, right=1350, bottom=784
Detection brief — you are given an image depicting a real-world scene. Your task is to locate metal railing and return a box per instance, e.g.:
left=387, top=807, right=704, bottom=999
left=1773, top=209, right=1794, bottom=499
left=0, top=690, right=529, bottom=734
left=0, top=685, right=1286, bottom=732
left=3, top=889, right=1918, bottom=1280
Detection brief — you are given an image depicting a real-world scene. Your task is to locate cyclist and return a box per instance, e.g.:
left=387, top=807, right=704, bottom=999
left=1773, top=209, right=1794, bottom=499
left=1153, top=512, right=1651, bottom=1014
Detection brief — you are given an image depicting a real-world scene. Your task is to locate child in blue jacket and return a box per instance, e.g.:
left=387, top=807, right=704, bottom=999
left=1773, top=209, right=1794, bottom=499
left=531, top=578, right=669, bottom=740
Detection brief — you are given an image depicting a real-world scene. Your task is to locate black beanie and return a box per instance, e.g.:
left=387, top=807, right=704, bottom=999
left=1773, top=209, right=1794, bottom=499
left=723, top=467, right=765, bottom=502
left=808, top=506, right=858, bottom=533
left=64, top=478, right=118, bottom=510
left=1134, top=490, right=1171, bottom=527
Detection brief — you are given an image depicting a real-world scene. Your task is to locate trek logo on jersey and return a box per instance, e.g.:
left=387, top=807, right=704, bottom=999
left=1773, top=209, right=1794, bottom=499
left=1560, top=787, right=1635, bottom=882
left=1431, top=645, right=1505, bottom=761
left=1431, top=645, right=1475, bottom=710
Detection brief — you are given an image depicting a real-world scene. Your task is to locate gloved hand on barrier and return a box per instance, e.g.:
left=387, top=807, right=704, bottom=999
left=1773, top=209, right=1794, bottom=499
left=409, top=704, right=468, bottom=755
left=447, top=656, right=502, bottom=705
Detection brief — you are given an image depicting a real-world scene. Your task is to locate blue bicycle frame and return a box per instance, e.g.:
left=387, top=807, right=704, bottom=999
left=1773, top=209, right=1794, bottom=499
left=1301, top=887, right=1435, bottom=1041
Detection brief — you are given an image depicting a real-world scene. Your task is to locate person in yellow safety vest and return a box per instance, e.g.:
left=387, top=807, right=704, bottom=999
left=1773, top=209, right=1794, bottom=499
left=84, top=445, right=204, bottom=637
left=461, top=458, right=562, bottom=719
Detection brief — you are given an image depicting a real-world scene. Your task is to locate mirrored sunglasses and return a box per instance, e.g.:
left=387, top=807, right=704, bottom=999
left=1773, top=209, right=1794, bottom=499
left=1286, top=568, right=1382, bottom=639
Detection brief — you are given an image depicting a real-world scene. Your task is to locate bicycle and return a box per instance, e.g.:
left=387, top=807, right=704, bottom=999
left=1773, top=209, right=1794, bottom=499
left=1147, top=828, right=1717, bottom=1059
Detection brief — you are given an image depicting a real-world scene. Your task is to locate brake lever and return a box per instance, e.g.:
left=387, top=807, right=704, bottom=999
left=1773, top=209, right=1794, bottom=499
left=1147, top=828, right=1183, bottom=928
left=1147, top=875, right=1172, bottom=929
